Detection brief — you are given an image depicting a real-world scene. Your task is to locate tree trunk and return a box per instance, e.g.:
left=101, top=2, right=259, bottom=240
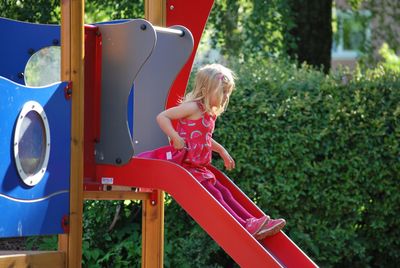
left=287, top=0, right=333, bottom=73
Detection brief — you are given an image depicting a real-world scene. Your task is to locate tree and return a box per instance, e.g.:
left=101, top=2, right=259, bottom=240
left=207, top=0, right=293, bottom=61
left=0, top=0, right=60, bottom=23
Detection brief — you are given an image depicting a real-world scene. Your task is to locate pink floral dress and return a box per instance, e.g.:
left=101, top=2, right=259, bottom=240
left=176, top=102, right=216, bottom=183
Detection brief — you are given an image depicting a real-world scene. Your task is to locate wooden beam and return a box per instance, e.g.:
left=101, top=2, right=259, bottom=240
left=84, top=191, right=151, bottom=200
left=143, top=2, right=166, bottom=267
left=0, top=251, right=65, bottom=268
left=59, top=0, right=85, bottom=267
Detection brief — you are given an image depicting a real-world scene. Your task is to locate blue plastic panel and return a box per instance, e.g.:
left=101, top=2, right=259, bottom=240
left=0, top=77, right=71, bottom=237
left=0, top=17, right=60, bottom=84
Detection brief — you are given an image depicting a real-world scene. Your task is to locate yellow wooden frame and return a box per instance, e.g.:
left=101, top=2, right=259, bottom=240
left=142, top=2, right=166, bottom=267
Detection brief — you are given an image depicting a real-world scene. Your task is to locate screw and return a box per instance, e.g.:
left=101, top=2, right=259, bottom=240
left=18, top=72, right=24, bottom=79
left=28, top=48, right=35, bottom=55
left=140, top=24, right=147, bottom=31
left=170, top=5, right=174, bottom=10
left=116, top=158, right=122, bottom=164
left=53, top=39, right=59, bottom=45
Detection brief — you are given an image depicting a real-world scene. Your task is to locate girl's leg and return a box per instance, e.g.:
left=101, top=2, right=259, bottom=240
left=201, top=180, right=247, bottom=226
left=213, top=180, right=255, bottom=220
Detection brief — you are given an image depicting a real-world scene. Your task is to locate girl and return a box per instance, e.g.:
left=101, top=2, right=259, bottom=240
left=143, top=64, right=285, bottom=240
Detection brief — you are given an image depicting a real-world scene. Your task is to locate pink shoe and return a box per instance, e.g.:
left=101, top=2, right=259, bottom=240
left=245, top=215, right=270, bottom=235
left=254, top=218, right=286, bottom=240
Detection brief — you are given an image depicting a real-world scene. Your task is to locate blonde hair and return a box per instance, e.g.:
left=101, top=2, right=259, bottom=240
left=183, top=64, right=235, bottom=116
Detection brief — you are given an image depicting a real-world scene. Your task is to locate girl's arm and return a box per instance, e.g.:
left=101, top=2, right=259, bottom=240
left=156, top=102, right=200, bottom=149
left=211, top=138, right=235, bottom=170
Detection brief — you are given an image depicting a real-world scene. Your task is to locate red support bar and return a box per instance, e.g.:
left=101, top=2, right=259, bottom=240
left=83, top=25, right=102, bottom=185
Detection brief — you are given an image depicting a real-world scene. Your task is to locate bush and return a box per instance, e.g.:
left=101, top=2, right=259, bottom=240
left=82, top=200, right=142, bottom=268
left=165, top=59, right=400, bottom=267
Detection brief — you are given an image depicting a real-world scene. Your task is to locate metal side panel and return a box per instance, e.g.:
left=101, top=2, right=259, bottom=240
left=133, top=26, right=194, bottom=154
left=0, top=77, right=71, bottom=237
left=95, top=19, right=156, bottom=165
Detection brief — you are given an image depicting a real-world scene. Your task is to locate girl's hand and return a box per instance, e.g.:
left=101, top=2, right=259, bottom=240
left=220, top=149, right=235, bottom=171
left=172, top=135, right=186, bottom=150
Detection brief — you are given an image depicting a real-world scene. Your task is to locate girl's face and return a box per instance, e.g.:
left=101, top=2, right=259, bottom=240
left=210, top=86, right=232, bottom=109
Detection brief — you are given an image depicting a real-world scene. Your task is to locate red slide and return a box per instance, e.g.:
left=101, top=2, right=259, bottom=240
left=96, top=158, right=318, bottom=267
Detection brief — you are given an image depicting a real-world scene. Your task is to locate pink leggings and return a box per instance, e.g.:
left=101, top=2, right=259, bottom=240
left=201, top=180, right=255, bottom=226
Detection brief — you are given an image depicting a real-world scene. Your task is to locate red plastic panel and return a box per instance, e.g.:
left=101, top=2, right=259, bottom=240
left=96, top=158, right=282, bottom=267
left=165, top=0, right=215, bottom=109
left=96, top=159, right=318, bottom=267
left=84, top=25, right=102, bottom=185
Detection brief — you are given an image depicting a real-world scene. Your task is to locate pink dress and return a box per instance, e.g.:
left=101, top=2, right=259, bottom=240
left=177, top=102, right=216, bottom=183
left=138, top=102, right=216, bottom=183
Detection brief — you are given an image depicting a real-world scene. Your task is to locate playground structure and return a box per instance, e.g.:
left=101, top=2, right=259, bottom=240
left=0, top=1, right=318, bottom=267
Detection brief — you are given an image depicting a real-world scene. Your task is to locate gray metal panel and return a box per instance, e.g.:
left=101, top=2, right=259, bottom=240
left=133, top=26, right=194, bottom=154
left=95, top=19, right=156, bottom=165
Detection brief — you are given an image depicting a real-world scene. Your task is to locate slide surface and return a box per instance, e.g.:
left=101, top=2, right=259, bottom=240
left=96, top=158, right=318, bottom=267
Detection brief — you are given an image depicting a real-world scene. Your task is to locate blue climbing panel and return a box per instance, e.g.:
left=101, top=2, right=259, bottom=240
left=0, top=77, right=71, bottom=237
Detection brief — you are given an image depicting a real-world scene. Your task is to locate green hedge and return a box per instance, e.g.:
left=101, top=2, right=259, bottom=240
left=164, top=60, right=400, bottom=267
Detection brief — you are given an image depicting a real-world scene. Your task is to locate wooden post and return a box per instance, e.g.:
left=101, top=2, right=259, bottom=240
left=145, top=0, right=166, bottom=26
left=143, top=2, right=166, bottom=267
left=59, top=0, right=85, bottom=267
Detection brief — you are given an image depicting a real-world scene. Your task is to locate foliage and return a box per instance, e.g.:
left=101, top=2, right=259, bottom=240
left=164, top=195, right=236, bottom=267
left=0, top=0, right=143, bottom=23
left=81, top=200, right=142, bottom=268
left=84, top=0, right=143, bottom=23
left=209, top=58, right=399, bottom=267
left=26, top=235, right=57, bottom=251
left=207, top=0, right=294, bottom=61
left=377, top=43, right=400, bottom=73
left=0, top=0, right=60, bottom=23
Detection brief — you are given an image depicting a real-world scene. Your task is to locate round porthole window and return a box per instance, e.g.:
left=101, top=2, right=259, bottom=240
left=24, top=46, right=61, bottom=87
left=14, top=101, right=50, bottom=186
